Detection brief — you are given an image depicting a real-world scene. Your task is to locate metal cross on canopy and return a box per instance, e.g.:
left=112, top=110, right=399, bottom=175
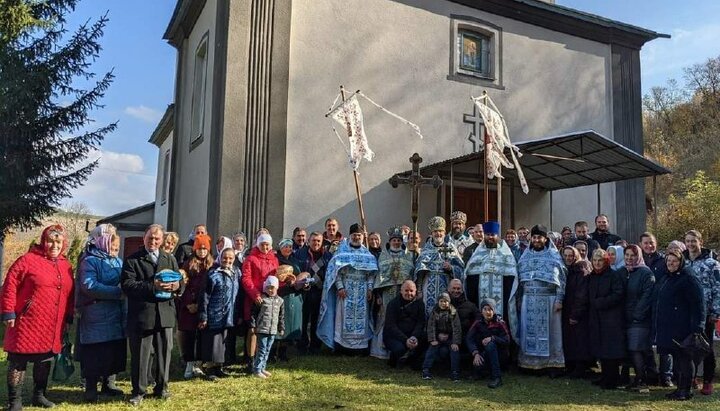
left=389, top=153, right=443, bottom=237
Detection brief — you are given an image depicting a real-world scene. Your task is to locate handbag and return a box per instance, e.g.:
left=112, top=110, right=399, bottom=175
left=154, top=269, right=183, bottom=300
left=674, top=332, right=712, bottom=363
left=52, top=332, right=75, bottom=382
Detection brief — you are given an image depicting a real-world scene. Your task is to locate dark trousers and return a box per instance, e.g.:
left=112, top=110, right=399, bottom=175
left=422, top=342, right=460, bottom=374
left=670, top=348, right=696, bottom=391
left=384, top=336, right=425, bottom=366
left=703, top=320, right=716, bottom=383
left=474, top=341, right=503, bottom=379
left=129, top=328, right=173, bottom=396
left=301, top=289, right=322, bottom=350
left=177, top=330, right=200, bottom=362
left=600, top=359, right=621, bottom=388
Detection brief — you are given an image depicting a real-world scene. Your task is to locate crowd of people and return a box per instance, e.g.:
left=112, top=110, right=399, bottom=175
left=1, top=211, right=718, bottom=409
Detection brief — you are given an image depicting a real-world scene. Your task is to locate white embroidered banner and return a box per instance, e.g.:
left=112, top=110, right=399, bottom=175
left=328, top=95, right=374, bottom=170
left=326, top=90, right=424, bottom=171
left=472, top=95, right=529, bottom=194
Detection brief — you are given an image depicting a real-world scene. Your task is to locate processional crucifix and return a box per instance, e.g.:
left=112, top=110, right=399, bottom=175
left=389, top=153, right=443, bottom=242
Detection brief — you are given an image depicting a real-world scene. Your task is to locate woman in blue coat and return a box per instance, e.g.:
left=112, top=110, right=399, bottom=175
left=654, top=249, right=706, bottom=401
left=77, top=232, right=126, bottom=402
left=199, top=247, right=241, bottom=379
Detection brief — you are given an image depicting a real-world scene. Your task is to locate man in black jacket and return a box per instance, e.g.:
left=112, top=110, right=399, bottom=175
left=591, top=214, right=622, bottom=250
left=296, top=232, right=333, bottom=354
left=447, top=279, right=479, bottom=343
left=173, top=224, right=207, bottom=267
left=122, top=224, right=181, bottom=406
left=383, top=280, right=426, bottom=367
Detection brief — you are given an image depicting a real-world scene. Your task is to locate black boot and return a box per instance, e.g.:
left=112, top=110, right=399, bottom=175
left=83, top=376, right=99, bottom=403
left=31, top=361, right=55, bottom=408
left=6, top=365, right=25, bottom=411
left=100, top=375, right=123, bottom=396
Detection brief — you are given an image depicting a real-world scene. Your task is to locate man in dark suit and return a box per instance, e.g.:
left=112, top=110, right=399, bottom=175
left=121, top=224, right=181, bottom=406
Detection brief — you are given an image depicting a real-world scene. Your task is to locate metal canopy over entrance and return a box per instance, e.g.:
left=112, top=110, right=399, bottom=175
left=400, top=130, right=671, bottom=190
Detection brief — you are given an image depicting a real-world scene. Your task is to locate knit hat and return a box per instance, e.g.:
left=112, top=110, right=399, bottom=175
left=264, top=275, right=279, bottom=290
left=256, top=234, right=273, bottom=247
left=193, top=234, right=212, bottom=251
left=438, top=292, right=451, bottom=303
left=278, top=238, right=293, bottom=249
left=480, top=298, right=496, bottom=311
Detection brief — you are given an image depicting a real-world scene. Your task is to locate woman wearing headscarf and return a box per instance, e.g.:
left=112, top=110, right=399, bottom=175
left=617, top=244, right=655, bottom=392
left=561, top=246, right=592, bottom=378
left=275, top=238, right=305, bottom=361
left=215, top=236, right=233, bottom=266
left=654, top=249, right=705, bottom=401
left=242, top=233, right=279, bottom=368
left=77, top=231, right=126, bottom=402
left=607, top=245, right=625, bottom=271
left=1, top=225, right=75, bottom=409
left=587, top=248, right=626, bottom=390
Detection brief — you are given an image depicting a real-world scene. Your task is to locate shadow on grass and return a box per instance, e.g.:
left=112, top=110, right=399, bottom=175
left=266, top=348, right=719, bottom=409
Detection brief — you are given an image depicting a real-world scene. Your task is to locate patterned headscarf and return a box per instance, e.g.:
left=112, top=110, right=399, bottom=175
left=96, top=233, right=114, bottom=255
left=607, top=245, right=625, bottom=271
left=215, top=236, right=232, bottom=265
left=624, top=244, right=647, bottom=271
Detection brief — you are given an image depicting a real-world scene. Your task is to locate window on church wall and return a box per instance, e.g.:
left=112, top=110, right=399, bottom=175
left=160, top=149, right=170, bottom=205
left=448, top=16, right=503, bottom=89
left=190, top=33, right=209, bottom=150
left=458, top=30, right=491, bottom=76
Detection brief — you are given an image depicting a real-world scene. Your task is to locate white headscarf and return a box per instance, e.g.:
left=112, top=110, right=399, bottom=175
left=215, top=236, right=232, bottom=265
left=256, top=234, right=273, bottom=248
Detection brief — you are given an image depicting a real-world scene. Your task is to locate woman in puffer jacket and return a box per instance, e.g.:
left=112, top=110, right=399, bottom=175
left=77, top=231, right=126, bottom=402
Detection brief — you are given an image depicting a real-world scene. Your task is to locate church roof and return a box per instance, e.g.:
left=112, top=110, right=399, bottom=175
left=398, top=130, right=671, bottom=191
left=163, top=1, right=668, bottom=49
left=450, top=0, right=669, bottom=49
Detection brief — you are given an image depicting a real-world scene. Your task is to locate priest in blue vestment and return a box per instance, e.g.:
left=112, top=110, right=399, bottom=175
left=318, top=223, right=378, bottom=351
left=508, top=224, right=567, bottom=374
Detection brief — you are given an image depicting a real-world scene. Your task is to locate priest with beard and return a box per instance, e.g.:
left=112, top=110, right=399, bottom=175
left=370, top=227, right=416, bottom=359
left=445, top=211, right=474, bottom=256
left=415, top=216, right=465, bottom=318
left=508, top=225, right=567, bottom=376
left=317, top=224, right=378, bottom=353
left=464, top=221, right=518, bottom=321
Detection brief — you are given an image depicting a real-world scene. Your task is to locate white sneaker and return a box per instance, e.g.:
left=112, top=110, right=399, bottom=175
left=192, top=366, right=205, bottom=377
left=254, top=372, right=267, bottom=379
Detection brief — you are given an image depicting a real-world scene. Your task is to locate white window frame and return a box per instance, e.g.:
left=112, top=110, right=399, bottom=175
left=449, top=16, right=503, bottom=89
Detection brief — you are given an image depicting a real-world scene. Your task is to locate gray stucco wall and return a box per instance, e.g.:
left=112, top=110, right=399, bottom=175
left=283, top=0, right=616, bottom=236
left=171, top=0, right=217, bottom=237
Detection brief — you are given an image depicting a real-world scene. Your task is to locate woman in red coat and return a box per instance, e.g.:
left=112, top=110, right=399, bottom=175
left=241, top=233, right=278, bottom=366
left=1, top=224, right=75, bottom=410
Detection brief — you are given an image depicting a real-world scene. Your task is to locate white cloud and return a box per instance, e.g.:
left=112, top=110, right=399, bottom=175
left=124, top=105, right=162, bottom=123
left=69, top=149, right=156, bottom=217
left=641, top=23, right=720, bottom=90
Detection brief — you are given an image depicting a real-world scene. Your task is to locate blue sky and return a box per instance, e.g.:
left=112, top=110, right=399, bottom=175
left=63, top=0, right=720, bottom=217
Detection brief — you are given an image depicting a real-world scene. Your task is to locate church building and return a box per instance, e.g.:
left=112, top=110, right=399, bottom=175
left=104, top=0, right=672, bottom=247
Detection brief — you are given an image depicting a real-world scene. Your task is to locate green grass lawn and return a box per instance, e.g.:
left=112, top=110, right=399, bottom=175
left=2, top=349, right=719, bottom=411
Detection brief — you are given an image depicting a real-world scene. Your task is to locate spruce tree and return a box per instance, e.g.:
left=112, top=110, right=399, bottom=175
left=0, top=0, right=116, bottom=239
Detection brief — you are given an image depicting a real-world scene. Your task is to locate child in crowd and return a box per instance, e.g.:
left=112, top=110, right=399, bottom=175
left=466, top=299, right=510, bottom=389
left=422, top=292, right=462, bottom=381
left=198, top=248, right=241, bottom=380
left=178, top=234, right=214, bottom=380
left=250, top=276, right=285, bottom=378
